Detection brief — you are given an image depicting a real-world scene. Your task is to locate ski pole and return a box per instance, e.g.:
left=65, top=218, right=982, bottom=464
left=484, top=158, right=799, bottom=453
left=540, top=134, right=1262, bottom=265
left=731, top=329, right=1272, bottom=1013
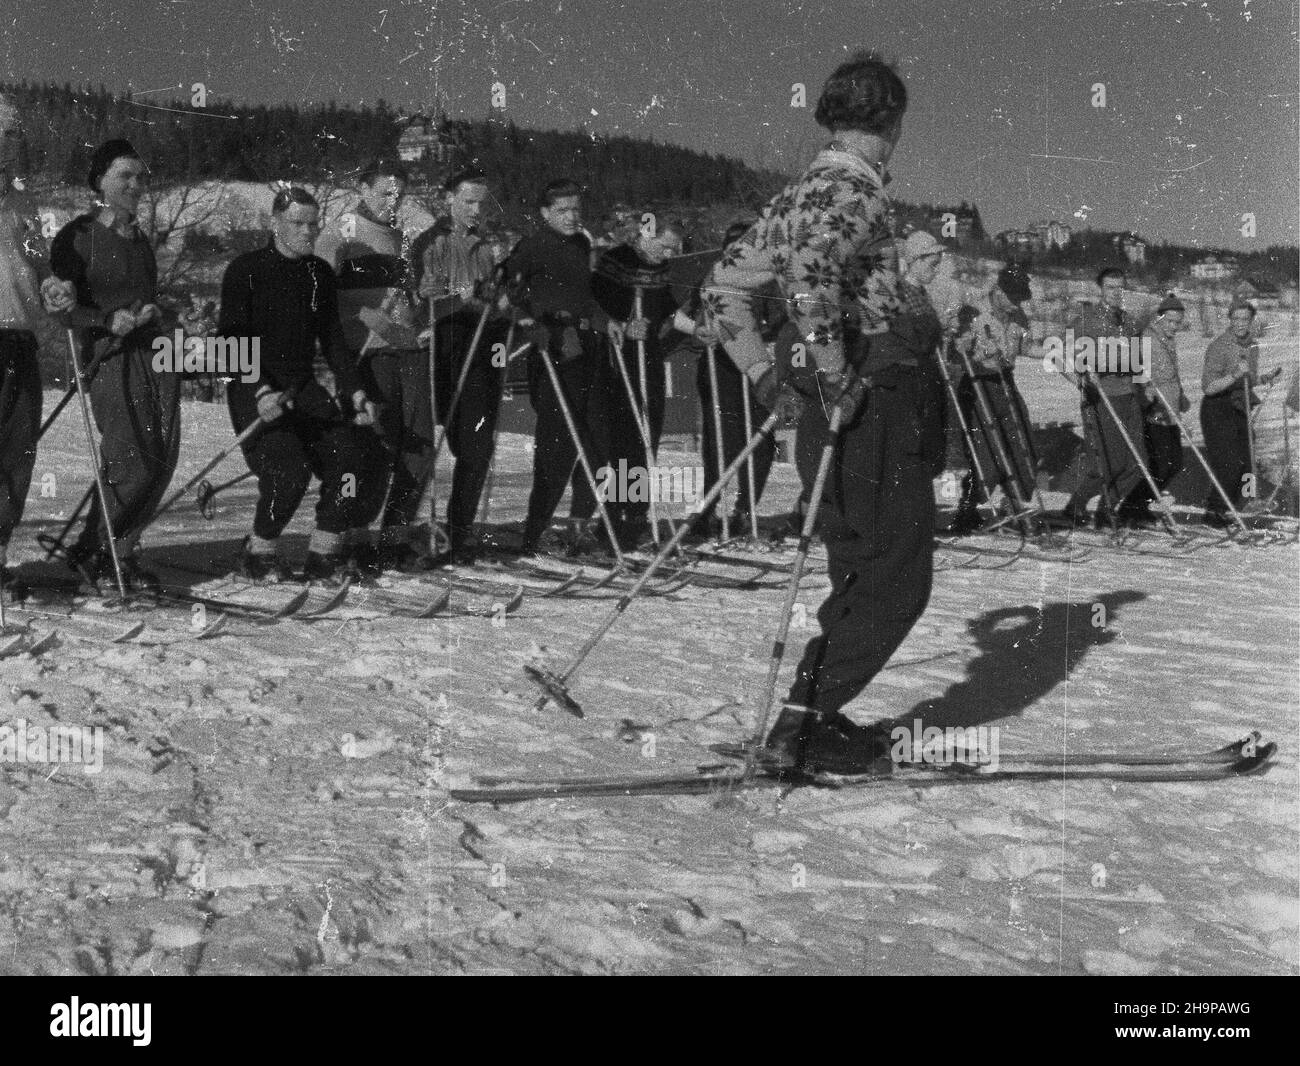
left=35, top=345, right=114, bottom=444
left=1243, top=374, right=1258, bottom=505
left=530, top=400, right=785, bottom=714
left=740, top=372, right=761, bottom=541
left=1064, top=367, right=1177, bottom=537
left=41, top=485, right=94, bottom=560
left=705, top=344, right=731, bottom=542
left=146, top=386, right=297, bottom=533
left=427, top=293, right=441, bottom=529
left=477, top=312, right=517, bottom=526
left=998, top=364, right=1051, bottom=515
left=632, top=288, right=662, bottom=546
left=196, top=470, right=255, bottom=519
left=1263, top=389, right=1295, bottom=510
left=954, top=345, right=1037, bottom=533
left=1149, top=386, right=1250, bottom=536
left=745, top=372, right=862, bottom=779
left=933, top=344, right=993, bottom=514
left=66, top=329, right=127, bottom=599
left=609, top=323, right=676, bottom=545
left=536, top=344, right=627, bottom=569
left=430, top=294, right=496, bottom=471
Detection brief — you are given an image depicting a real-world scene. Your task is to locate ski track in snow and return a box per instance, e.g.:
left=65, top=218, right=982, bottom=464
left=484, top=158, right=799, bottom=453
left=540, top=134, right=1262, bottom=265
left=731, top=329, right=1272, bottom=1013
left=1, top=350, right=1296, bottom=974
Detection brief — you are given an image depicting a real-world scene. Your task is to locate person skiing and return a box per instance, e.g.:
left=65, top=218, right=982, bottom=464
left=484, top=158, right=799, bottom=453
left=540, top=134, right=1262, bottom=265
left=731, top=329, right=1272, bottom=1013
left=945, top=262, right=1038, bottom=533
left=412, top=167, right=512, bottom=566
left=0, top=93, right=48, bottom=591
left=504, top=179, right=632, bottom=555
left=1060, top=267, right=1149, bottom=527
left=566, top=215, right=685, bottom=551
left=220, top=185, right=386, bottom=582
left=1118, top=293, right=1190, bottom=524
left=1199, top=298, right=1282, bottom=525
left=314, top=158, right=419, bottom=575
left=705, top=51, right=942, bottom=774
left=49, top=139, right=178, bottom=590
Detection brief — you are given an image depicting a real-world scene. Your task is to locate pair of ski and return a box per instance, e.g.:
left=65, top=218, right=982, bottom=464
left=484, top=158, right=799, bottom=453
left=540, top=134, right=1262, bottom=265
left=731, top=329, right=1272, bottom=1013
left=449, top=731, right=1278, bottom=804
left=157, top=559, right=524, bottom=620
left=4, top=573, right=331, bottom=640
left=934, top=531, right=1093, bottom=567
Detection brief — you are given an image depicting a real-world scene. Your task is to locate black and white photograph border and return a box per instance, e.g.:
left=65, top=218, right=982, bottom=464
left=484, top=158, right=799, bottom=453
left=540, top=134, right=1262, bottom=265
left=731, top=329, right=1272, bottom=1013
left=0, top=0, right=1296, bottom=991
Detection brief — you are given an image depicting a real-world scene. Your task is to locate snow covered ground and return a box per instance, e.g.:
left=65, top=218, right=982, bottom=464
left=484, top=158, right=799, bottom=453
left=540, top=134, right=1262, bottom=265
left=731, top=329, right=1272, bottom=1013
left=1, top=347, right=1296, bottom=973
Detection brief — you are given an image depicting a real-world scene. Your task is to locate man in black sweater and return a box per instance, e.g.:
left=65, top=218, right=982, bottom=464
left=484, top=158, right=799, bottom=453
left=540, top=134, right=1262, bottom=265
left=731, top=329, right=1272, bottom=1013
left=220, top=186, right=386, bottom=582
left=505, top=179, right=630, bottom=554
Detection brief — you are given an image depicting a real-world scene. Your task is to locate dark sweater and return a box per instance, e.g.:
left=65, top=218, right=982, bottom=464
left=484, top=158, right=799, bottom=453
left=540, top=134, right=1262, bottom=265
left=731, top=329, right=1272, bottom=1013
left=218, top=241, right=358, bottom=411
left=50, top=214, right=159, bottom=357
left=505, top=226, right=607, bottom=329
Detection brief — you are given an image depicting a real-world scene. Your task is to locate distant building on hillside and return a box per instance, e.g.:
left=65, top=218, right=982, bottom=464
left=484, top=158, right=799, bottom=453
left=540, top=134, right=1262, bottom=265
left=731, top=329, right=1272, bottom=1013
left=994, top=229, right=1037, bottom=255
left=1190, top=254, right=1239, bottom=281
left=1029, top=219, right=1071, bottom=250
left=1116, top=232, right=1147, bottom=265
left=397, top=115, right=457, bottom=165
left=994, top=219, right=1071, bottom=255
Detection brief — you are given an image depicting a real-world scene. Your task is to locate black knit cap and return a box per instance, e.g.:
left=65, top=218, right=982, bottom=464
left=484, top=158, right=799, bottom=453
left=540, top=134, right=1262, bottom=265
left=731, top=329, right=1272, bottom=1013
left=997, top=263, right=1032, bottom=303
left=87, top=138, right=140, bottom=192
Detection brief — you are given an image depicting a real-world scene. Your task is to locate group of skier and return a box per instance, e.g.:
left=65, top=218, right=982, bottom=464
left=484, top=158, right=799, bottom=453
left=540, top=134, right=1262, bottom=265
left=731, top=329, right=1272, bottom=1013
left=0, top=61, right=1293, bottom=772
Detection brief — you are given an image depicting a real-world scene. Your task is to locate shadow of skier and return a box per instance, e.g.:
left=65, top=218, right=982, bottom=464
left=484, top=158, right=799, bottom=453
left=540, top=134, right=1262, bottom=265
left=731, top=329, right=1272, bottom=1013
left=890, top=590, right=1146, bottom=733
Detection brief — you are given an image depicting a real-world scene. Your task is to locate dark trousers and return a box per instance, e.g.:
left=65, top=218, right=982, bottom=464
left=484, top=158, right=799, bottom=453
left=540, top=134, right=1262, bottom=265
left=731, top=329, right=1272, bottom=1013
left=229, top=382, right=386, bottom=540
left=523, top=333, right=603, bottom=546
left=957, top=371, right=1036, bottom=512
left=568, top=340, right=667, bottom=537
left=786, top=365, right=945, bottom=716
left=1200, top=392, right=1251, bottom=514
left=0, top=331, right=41, bottom=548
left=368, top=314, right=506, bottom=546
left=434, top=313, right=507, bottom=545
left=696, top=348, right=775, bottom=522
left=1068, top=389, right=1148, bottom=514
left=1121, top=422, right=1183, bottom=512
left=76, top=340, right=182, bottom=557
left=367, top=348, right=434, bottom=532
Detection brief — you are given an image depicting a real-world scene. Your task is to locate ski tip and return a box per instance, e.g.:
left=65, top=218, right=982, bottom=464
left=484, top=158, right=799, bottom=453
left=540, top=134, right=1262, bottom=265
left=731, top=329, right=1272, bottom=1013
left=112, top=620, right=147, bottom=643
left=273, top=588, right=312, bottom=619
left=196, top=613, right=231, bottom=640
left=1232, top=741, right=1278, bottom=775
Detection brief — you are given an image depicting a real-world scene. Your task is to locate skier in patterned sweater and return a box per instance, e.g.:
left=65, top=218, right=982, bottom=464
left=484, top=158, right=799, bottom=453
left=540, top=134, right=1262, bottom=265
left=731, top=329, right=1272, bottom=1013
left=702, top=51, right=940, bottom=774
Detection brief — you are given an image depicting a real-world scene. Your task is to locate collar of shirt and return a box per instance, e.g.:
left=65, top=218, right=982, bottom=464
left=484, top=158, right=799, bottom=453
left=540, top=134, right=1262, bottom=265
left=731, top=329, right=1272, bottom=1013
left=354, top=199, right=396, bottom=230
left=823, top=141, right=890, bottom=187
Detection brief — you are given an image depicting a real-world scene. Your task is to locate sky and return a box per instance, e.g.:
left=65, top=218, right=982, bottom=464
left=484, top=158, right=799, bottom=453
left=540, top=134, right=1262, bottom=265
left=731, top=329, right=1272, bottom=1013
left=2, top=0, right=1297, bottom=250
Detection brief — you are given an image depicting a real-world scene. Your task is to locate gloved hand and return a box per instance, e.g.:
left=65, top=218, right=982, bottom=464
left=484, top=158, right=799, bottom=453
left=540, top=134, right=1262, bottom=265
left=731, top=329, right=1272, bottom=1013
left=520, top=320, right=550, bottom=354
left=625, top=317, right=650, bottom=342
left=256, top=388, right=289, bottom=423
left=821, top=371, right=868, bottom=422
left=105, top=308, right=139, bottom=337
left=559, top=325, right=583, bottom=362
left=1178, top=391, right=1191, bottom=414
left=352, top=390, right=381, bottom=427
left=41, top=276, right=76, bottom=314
